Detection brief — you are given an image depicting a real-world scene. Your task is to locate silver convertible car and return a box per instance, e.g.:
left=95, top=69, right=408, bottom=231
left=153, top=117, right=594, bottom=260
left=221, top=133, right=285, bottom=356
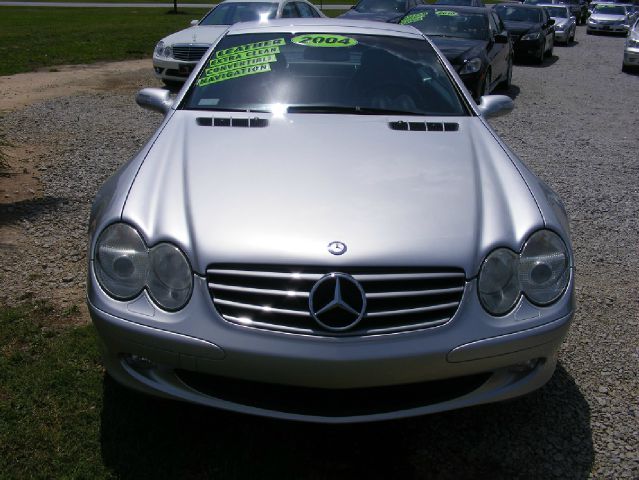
left=88, top=19, right=575, bottom=423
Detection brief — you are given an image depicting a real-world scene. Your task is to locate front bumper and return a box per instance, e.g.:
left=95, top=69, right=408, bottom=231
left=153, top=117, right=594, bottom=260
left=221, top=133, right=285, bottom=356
left=512, top=37, right=544, bottom=58
left=88, top=265, right=575, bottom=423
left=623, top=46, right=639, bottom=66
left=152, top=56, right=197, bottom=83
left=587, top=22, right=628, bottom=33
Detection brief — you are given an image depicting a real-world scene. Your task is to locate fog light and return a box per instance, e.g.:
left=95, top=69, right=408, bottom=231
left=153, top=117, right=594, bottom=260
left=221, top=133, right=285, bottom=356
left=124, top=354, right=157, bottom=370
left=509, top=358, right=540, bottom=374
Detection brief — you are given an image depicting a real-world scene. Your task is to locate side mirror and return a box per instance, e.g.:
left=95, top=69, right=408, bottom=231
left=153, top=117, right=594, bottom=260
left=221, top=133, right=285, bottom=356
left=495, top=32, right=509, bottom=43
left=477, top=95, right=514, bottom=118
left=190, top=19, right=199, bottom=26
left=570, top=15, right=576, bottom=21
left=135, top=88, right=173, bottom=114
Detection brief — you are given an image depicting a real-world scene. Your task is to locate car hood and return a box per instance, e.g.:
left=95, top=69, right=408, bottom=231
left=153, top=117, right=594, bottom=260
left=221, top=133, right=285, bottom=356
left=122, top=112, right=543, bottom=276
left=339, top=9, right=403, bottom=21
left=590, top=13, right=626, bottom=21
left=503, top=21, right=540, bottom=35
left=161, top=25, right=229, bottom=46
left=429, top=37, right=487, bottom=65
left=552, top=17, right=570, bottom=27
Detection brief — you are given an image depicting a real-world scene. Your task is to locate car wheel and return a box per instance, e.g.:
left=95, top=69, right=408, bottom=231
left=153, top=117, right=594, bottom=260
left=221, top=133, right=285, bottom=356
left=537, top=40, right=545, bottom=64
left=570, top=28, right=576, bottom=43
left=622, top=63, right=630, bottom=73
left=499, top=56, right=513, bottom=89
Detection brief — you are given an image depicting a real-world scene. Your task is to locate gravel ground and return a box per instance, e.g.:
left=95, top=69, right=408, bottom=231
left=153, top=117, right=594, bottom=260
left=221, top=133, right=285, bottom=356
left=0, top=27, right=637, bottom=478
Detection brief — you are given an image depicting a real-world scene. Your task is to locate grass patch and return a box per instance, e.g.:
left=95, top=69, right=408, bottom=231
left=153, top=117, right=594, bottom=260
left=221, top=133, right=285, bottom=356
left=0, top=303, right=109, bottom=477
left=0, top=7, right=209, bottom=76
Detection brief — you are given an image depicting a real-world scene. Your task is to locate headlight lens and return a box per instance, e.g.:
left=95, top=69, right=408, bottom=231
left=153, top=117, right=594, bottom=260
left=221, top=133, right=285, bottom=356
left=521, top=32, right=541, bottom=40
left=95, top=223, right=148, bottom=299
left=519, top=230, right=570, bottom=305
left=147, top=244, right=193, bottom=310
left=478, top=230, right=571, bottom=316
left=154, top=41, right=165, bottom=57
left=459, top=57, right=482, bottom=75
left=478, top=248, right=520, bottom=315
left=154, top=41, right=173, bottom=58
left=94, top=223, right=193, bottom=310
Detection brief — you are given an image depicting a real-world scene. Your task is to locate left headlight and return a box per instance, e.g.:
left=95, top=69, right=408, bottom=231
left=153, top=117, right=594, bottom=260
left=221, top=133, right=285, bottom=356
left=94, top=223, right=193, bottom=311
left=478, top=230, right=571, bottom=315
left=459, top=57, right=482, bottom=75
left=154, top=41, right=173, bottom=59
left=519, top=230, right=570, bottom=305
left=521, top=32, right=541, bottom=40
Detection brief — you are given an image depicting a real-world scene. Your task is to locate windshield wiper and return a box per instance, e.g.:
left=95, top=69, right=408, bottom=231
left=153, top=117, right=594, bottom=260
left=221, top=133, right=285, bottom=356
left=286, top=105, right=425, bottom=116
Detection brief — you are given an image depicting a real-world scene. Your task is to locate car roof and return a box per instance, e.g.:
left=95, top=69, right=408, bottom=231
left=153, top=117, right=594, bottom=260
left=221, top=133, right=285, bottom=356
left=226, top=18, right=425, bottom=38
left=409, top=4, right=490, bottom=13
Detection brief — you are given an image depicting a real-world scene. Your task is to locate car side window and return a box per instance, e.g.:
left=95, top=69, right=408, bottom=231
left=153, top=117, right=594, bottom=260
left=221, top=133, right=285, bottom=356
left=488, top=11, right=498, bottom=36
left=281, top=2, right=300, bottom=17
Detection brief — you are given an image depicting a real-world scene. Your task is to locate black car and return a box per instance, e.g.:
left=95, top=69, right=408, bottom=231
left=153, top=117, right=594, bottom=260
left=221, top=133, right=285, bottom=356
left=397, top=6, right=513, bottom=99
left=494, top=4, right=555, bottom=63
left=434, top=0, right=486, bottom=7
left=340, top=0, right=425, bottom=22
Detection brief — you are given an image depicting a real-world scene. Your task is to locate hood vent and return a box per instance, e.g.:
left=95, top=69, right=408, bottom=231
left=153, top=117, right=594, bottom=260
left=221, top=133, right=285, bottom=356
left=196, top=117, right=269, bottom=128
left=389, top=121, right=459, bottom=132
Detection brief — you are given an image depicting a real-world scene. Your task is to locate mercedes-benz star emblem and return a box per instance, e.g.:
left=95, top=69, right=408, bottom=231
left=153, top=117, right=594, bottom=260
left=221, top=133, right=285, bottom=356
left=309, top=273, right=366, bottom=331
left=327, top=241, right=347, bottom=256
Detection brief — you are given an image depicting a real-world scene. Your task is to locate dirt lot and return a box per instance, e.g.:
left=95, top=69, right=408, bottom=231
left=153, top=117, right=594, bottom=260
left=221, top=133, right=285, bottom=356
left=0, top=29, right=637, bottom=479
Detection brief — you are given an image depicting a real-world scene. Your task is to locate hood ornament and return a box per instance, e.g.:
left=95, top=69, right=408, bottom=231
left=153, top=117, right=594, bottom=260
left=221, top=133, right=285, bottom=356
left=327, top=241, right=347, bottom=256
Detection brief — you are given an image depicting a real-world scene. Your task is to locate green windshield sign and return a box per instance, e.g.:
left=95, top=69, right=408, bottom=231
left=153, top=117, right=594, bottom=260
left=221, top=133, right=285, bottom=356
left=400, top=12, right=428, bottom=24
left=291, top=34, right=358, bottom=47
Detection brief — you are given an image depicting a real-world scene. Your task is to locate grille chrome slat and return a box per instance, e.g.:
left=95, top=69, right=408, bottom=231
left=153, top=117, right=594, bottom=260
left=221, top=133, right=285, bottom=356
left=207, top=265, right=466, bottom=336
left=213, top=298, right=309, bottom=317
left=209, top=282, right=310, bottom=298
left=367, top=302, right=460, bottom=318
left=208, top=269, right=323, bottom=281
left=366, top=286, right=464, bottom=299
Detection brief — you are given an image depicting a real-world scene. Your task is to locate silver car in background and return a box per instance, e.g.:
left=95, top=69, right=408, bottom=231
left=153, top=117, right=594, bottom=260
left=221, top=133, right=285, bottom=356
left=587, top=3, right=632, bottom=34
left=89, top=19, right=575, bottom=423
left=152, top=0, right=324, bottom=86
left=542, top=3, right=577, bottom=43
left=623, top=16, right=639, bottom=71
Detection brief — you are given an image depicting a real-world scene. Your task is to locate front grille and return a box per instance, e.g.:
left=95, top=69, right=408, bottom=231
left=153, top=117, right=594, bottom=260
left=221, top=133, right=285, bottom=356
left=176, top=369, right=491, bottom=417
left=172, top=44, right=209, bottom=62
left=207, top=265, right=466, bottom=336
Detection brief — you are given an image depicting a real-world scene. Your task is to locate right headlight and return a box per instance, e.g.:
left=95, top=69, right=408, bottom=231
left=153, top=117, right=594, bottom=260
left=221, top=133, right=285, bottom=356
left=478, top=230, right=571, bottom=315
left=521, top=32, right=541, bottom=40
left=94, top=223, right=193, bottom=311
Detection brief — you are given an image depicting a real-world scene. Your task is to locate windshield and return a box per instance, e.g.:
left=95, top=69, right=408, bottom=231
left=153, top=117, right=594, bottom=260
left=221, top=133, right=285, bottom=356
left=546, top=6, right=568, bottom=17
left=495, top=5, right=542, bottom=22
left=401, top=9, right=489, bottom=40
left=355, top=0, right=407, bottom=13
left=593, top=4, right=626, bottom=14
left=182, top=33, right=468, bottom=116
left=200, top=2, right=278, bottom=25
left=523, top=0, right=545, bottom=5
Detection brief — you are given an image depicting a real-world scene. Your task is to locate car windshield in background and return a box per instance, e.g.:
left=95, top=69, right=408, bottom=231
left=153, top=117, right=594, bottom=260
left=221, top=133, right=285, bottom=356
left=524, top=0, right=545, bottom=5
left=593, top=4, right=626, bottom=14
left=354, top=0, right=406, bottom=13
left=200, top=2, right=278, bottom=25
left=495, top=5, right=542, bottom=22
left=400, top=9, right=489, bottom=40
left=182, top=33, right=468, bottom=116
left=546, top=6, right=568, bottom=17
left=434, top=0, right=475, bottom=6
